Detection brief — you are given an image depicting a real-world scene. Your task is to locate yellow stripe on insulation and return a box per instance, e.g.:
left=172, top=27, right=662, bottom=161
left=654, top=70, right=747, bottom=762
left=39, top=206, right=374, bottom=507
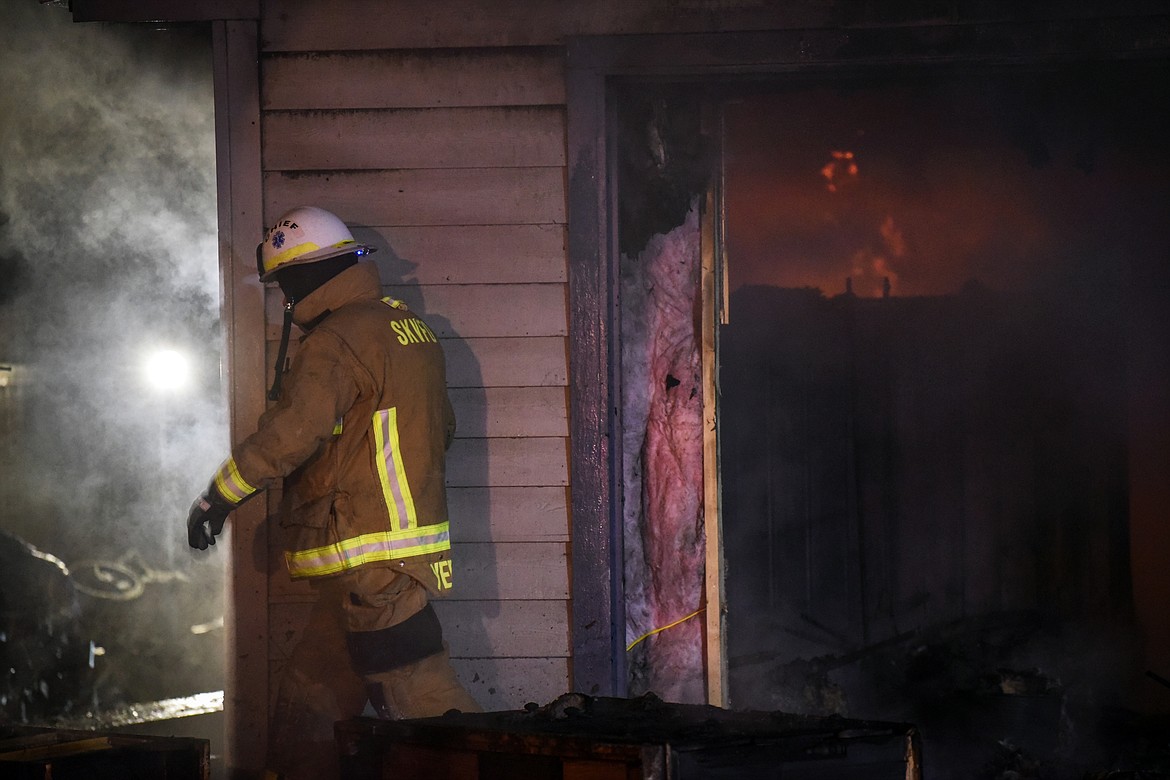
left=626, top=607, right=705, bottom=652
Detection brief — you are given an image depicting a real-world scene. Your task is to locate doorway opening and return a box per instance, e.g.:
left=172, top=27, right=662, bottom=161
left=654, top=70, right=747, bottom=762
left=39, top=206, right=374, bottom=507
left=612, top=61, right=1170, bottom=772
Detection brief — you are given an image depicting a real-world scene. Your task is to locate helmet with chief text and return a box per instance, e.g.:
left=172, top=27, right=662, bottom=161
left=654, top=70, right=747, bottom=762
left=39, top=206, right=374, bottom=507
left=256, top=205, right=376, bottom=282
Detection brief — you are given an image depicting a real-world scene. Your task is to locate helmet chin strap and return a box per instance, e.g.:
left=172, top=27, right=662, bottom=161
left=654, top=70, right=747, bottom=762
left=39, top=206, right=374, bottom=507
left=267, top=298, right=296, bottom=401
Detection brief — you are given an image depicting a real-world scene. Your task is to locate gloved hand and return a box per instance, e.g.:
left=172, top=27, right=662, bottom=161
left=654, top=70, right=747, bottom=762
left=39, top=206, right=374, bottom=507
left=187, top=492, right=232, bottom=550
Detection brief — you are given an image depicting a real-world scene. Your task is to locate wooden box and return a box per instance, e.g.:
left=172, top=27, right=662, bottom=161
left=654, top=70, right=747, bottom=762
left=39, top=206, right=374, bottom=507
left=0, top=725, right=209, bottom=779
left=337, top=694, right=920, bottom=779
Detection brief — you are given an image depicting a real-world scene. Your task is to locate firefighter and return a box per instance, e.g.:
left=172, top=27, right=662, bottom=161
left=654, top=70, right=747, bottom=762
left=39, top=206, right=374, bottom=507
left=185, top=205, right=480, bottom=778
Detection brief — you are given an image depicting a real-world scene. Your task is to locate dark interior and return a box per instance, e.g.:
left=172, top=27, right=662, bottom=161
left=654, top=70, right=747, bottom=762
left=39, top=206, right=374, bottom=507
left=719, top=64, right=1170, bottom=774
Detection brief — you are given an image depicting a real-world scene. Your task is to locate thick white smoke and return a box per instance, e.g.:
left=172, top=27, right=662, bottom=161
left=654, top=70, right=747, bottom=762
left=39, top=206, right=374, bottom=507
left=0, top=3, right=226, bottom=570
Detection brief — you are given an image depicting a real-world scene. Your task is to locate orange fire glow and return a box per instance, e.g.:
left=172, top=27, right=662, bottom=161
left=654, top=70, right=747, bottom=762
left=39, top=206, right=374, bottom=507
left=821, top=150, right=858, bottom=192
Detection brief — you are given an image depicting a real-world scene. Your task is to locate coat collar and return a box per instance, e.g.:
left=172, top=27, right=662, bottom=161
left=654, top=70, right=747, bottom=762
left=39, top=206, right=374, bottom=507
left=291, top=260, right=382, bottom=329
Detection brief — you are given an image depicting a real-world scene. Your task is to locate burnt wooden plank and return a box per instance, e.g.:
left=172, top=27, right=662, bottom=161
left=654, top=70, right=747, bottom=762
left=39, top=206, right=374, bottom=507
left=565, top=44, right=621, bottom=697
left=261, top=106, right=565, bottom=170
left=449, top=387, right=568, bottom=438
left=447, top=437, right=569, bottom=488
left=371, top=224, right=567, bottom=285
left=261, top=48, right=565, bottom=109
left=0, top=736, right=117, bottom=761
left=264, top=168, right=566, bottom=227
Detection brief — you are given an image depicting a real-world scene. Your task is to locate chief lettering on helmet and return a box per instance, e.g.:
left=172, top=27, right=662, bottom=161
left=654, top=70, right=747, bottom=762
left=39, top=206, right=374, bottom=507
left=256, top=205, right=376, bottom=282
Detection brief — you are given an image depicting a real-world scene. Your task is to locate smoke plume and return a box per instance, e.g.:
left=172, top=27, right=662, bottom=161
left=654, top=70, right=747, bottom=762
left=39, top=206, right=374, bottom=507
left=0, top=3, right=226, bottom=565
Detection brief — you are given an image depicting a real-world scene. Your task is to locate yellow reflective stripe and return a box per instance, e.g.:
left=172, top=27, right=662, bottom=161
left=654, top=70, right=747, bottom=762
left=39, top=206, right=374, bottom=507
left=333, top=419, right=344, bottom=435
left=265, top=240, right=321, bottom=270
left=380, top=296, right=409, bottom=311
left=213, top=457, right=257, bottom=505
left=264, top=237, right=356, bottom=273
left=284, top=523, right=451, bottom=579
left=372, top=408, right=418, bottom=530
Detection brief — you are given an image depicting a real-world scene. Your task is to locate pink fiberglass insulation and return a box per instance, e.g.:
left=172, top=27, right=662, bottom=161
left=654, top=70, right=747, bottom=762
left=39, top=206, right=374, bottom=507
left=621, top=201, right=705, bottom=703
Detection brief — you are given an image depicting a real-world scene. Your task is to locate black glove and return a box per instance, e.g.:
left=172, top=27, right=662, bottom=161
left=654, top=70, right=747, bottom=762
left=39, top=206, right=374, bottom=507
left=187, top=492, right=232, bottom=550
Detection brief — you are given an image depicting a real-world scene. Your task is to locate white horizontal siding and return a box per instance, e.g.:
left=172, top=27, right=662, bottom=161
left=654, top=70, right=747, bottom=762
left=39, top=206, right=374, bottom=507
left=262, top=48, right=565, bottom=109
left=262, top=106, right=565, bottom=170
left=258, top=20, right=574, bottom=712
left=263, top=167, right=566, bottom=226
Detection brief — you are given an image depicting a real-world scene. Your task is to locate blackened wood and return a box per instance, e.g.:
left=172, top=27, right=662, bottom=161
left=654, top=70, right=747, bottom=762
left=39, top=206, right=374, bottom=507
left=566, top=54, right=624, bottom=697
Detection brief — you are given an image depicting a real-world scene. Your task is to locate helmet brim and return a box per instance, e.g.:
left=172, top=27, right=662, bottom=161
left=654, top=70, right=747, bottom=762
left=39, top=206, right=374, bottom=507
left=258, top=244, right=377, bottom=282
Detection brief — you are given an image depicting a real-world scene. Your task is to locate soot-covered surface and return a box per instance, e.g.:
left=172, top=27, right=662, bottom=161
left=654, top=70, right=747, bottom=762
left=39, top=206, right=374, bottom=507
left=339, top=692, right=920, bottom=779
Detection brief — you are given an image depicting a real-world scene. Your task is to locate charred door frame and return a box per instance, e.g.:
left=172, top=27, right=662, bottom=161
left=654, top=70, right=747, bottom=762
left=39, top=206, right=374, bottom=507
left=564, top=18, right=1170, bottom=698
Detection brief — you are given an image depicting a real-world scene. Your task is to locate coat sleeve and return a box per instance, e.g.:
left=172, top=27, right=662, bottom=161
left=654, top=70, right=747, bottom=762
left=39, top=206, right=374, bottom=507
left=207, top=330, right=363, bottom=506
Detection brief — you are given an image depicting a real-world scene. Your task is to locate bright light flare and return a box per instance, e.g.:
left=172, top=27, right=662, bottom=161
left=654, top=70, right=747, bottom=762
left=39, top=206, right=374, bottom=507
left=144, top=349, right=191, bottom=391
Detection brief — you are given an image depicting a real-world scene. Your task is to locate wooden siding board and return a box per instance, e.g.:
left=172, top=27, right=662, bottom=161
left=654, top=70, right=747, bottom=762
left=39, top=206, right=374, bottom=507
left=260, top=0, right=840, bottom=51
left=388, top=284, right=568, bottom=339
left=261, top=49, right=565, bottom=109
left=370, top=224, right=567, bottom=285
left=261, top=107, right=566, bottom=170
left=435, top=600, right=571, bottom=658
left=455, top=542, right=569, bottom=600
left=445, top=337, right=568, bottom=389
left=452, top=658, right=569, bottom=711
left=448, top=486, right=570, bottom=543
left=449, top=387, right=568, bottom=438
left=447, top=437, right=569, bottom=488
left=263, top=168, right=566, bottom=227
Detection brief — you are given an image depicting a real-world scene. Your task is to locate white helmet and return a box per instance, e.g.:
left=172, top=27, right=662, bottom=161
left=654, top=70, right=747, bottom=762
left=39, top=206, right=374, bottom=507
left=257, top=206, right=376, bottom=281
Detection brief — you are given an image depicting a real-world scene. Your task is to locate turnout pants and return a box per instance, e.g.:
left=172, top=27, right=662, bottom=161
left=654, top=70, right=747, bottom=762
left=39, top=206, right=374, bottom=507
left=268, top=565, right=480, bottom=780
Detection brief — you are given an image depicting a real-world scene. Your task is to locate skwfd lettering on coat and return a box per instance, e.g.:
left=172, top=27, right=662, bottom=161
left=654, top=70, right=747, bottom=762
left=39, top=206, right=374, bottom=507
left=391, top=317, right=439, bottom=345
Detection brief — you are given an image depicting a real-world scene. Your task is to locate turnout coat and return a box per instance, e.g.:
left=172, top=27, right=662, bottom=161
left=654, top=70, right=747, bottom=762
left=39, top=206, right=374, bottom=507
left=207, top=260, right=456, bottom=593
